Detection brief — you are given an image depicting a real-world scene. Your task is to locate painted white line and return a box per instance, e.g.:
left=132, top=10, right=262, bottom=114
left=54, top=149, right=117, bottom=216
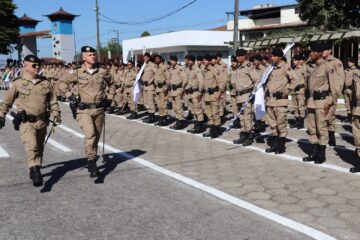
left=0, top=146, right=10, bottom=158
left=5, top=115, right=72, bottom=153
left=57, top=123, right=336, bottom=240
left=46, top=139, right=72, bottom=152
left=106, top=113, right=359, bottom=176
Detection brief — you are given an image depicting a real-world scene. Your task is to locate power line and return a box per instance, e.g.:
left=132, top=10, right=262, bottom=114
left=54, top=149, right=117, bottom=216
left=99, top=0, right=198, bottom=25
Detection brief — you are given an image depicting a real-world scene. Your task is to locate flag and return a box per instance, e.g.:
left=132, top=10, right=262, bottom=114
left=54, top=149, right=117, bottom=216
left=254, top=65, right=274, bottom=120
left=133, top=62, right=146, bottom=103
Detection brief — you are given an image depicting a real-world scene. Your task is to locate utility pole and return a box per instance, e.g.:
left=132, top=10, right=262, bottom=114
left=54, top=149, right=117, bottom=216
left=95, top=0, right=101, bottom=62
left=110, top=29, right=120, bottom=57
left=233, top=0, right=239, bottom=53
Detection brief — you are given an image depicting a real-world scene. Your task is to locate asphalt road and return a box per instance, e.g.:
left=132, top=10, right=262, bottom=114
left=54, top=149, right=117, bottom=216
left=0, top=92, right=310, bottom=240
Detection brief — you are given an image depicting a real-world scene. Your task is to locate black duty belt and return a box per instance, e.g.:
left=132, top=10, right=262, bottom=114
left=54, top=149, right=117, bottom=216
left=26, top=112, right=50, bottom=123
left=312, top=91, right=330, bottom=100
left=265, top=91, right=286, bottom=99
left=236, top=88, right=252, bottom=96
left=353, top=100, right=360, bottom=107
left=78, top=102, right=104, bottom=110
left=142, top=81, right=154, bottom=87
left=206, top=86, right=219, bottom=95
left=125, top=84, right=133, bottom=88
left=171, top=83, right=182, bottom=91
left=185, top=88, right=200, bottom=94
left=294, top=84, right=305, bottom=92
left=156, top=82, right=166, bottom=88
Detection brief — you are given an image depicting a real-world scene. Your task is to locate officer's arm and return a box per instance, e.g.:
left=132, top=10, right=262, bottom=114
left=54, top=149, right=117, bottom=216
left=215, top=69, right=225, bottom=92
left=59, top=71, right=78, bottom=98
left=180, top=68, right=188, bottom=88
left=48, top=81, right=61, bottom=118
left=286, top=68, right=298, bottom=93
left=104, top=71, right=115, bottom=100
left=0, top=82, right=18, bottom=117
left=196, top=69, right=204, bottom=92
left=327, top=66, right=338, bottom=105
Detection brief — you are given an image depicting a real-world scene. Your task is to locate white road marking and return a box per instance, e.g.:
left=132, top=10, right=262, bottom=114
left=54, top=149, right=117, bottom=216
left=57, top=123, right=336, bottom=240
left=0, top=146, right=10, bottom=158
left=46, top=139, right=72, bottom=152
left=108, top=113, right=358, bottom=176
left=5, top=115, right=72, bottom=153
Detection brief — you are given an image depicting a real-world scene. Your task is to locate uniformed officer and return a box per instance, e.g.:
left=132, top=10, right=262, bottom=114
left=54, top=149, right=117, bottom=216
left=323, top=43, right=345, bottom=146
left=169, top=55, right=187, bottom=130
left=59, top=46, right=115, bottom=178
left=185, top=55, right=204, bottom=133
left=250, top=54, right=266, bottom=133
left=265, top=48, right=297, bottom=154
left=303, top=44, right=337, bottom=164
left=0, top=55, right=61, bottom=187
left=290, top=55, right=307, bottom=129
left=202, top=55, right=224, bottom=138
left=123, top=60, right=138, bottom=120
left=349, top=63, right=360, bottom=172
left=232, top=49, right=258, bottom=146
left=153, top=55, right=170, bottom=126
left=215, top=52, right=228, bottom=120
left=142, top=52, right=157, bottom=123
left=343, top=58, right=358, bottom=122
left=229, top=55, right=241, bottom=129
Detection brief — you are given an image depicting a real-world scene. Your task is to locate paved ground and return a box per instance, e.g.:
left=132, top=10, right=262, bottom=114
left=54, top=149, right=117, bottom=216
left=1, top=90, right=360, bottom=240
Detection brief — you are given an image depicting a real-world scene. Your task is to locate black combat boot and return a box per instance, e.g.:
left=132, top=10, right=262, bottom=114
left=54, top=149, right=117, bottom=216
left=242, top=132, right=253, bottom=146
left=259, top=121, right=266, bottom=132
left=275, top=137, right=286, bottom=154
left=210, top=125, right=221, bottom=139
left=290, top=118, right=299, bottom=129
left=233, top=132, right=247, bottom=144
left=88, top=160, right=100, bottom=178
left=350, top=149, right=360, bottom=173
left=187, top=121, right=199, bottom=133
left=297, top=117, right=305, bottom=129
left=232, top=118, right=241, bottom=129
left=30, top=166, right=43, bottom=187
left=343, top=113, right=352, bottom=123
left=147, top=113, right=156, bottom=124
left=303, top=144, right=319, bottom=162
left=186, top=111, right=194, bottom=120
left=314, top=145, right=326, bottom=164
left=107, top=107, right=115, bottom=114
left=126, top=111, right=137, bottom=120
left=159, top=116, right=170, bottom=126
left=61, top=96, right=67, bottom=102
left=56, top=96, right=62, bottom=101
left=328, top=131, right=336, bottom=146
left=265, top=136, right=278, bottom=153
left=170, top=120, right=184, bottom=130
left=203, top=125, right=213, bottom=137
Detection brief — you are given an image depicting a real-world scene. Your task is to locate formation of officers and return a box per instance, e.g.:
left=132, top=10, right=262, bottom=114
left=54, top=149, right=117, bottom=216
left=1, top=42, right=360, bottom=188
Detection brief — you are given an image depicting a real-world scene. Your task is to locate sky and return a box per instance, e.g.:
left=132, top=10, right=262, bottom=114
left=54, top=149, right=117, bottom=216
left=1, top=0, right=297, bottom=60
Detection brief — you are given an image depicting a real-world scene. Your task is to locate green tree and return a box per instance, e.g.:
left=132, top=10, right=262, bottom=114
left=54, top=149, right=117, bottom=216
left=141, top=31, right=150, bottom=37
left=297, top=0, right=360, bottom=30
left=0, top=0, right=19, bottom=54
left=100, top=41, right=122, bottom=57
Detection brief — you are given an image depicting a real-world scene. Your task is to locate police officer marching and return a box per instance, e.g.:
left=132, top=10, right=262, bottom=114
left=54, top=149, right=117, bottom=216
left=0, top=55, right=61, bottom=187
left=59, top=46, right=115, bottom=178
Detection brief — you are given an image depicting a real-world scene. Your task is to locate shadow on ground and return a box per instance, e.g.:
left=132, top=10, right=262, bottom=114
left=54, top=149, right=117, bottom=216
left=40, top=149, right=146, bottom=193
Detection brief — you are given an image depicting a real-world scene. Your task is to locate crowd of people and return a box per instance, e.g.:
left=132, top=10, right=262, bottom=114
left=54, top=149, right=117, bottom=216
left=1, top=42, right=360, bottom=187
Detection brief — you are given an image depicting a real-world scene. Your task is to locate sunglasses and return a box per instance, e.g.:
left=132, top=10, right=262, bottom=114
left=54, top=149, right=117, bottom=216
left=31, top=64, right=41, bottom=69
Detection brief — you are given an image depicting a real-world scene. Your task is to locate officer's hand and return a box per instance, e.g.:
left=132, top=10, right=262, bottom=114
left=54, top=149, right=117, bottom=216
left=68, top=94, right=77, bottom=103
left=53, top=115, right=62, bottom=125
left=0, top=117, right=5, bottom=129
left=324, top=103, right=330, bottom=116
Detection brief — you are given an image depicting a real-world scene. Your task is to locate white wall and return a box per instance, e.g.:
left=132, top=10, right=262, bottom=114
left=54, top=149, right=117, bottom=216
left=122, top=30, right=233, bottom=62
left=22, top=37, right=37, bottom=59
left=281, top=7, right=302, bottom=24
